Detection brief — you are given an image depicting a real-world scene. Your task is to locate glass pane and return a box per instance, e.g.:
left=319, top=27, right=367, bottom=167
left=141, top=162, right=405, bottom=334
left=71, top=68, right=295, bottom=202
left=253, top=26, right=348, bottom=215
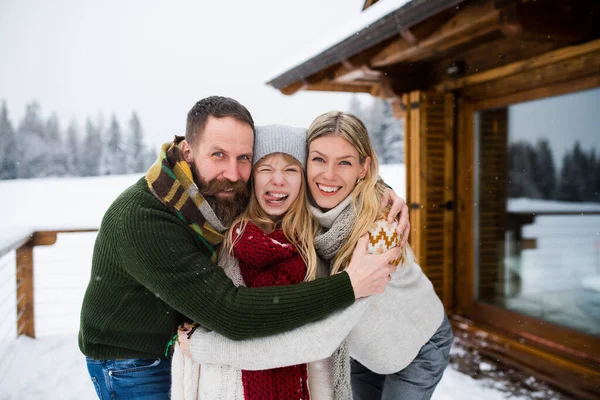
left=474, top=87, right=600, bottom=337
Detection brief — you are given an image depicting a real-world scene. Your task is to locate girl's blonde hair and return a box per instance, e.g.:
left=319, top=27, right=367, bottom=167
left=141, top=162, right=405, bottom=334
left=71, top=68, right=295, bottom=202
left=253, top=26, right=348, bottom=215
left=306, top=111, right=411, bottom=274
left=224, top=153, right=320, bottom=281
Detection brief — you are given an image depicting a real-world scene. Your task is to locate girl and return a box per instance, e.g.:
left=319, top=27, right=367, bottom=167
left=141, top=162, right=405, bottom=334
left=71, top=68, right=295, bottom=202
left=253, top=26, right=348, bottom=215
left=171, top=124, right=347, bottom=399
left=180, top=112, right=453, bottom=400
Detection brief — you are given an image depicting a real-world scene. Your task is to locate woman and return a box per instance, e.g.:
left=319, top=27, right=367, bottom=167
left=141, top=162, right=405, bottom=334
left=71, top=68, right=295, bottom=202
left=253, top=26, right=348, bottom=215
left=172, top=124, right=352, bottom=399
left=180, top=112, right=453, bottom=400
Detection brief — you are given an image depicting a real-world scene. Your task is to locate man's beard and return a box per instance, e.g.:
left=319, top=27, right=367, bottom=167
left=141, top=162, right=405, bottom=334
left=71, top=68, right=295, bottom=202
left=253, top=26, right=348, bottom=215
left=192, top=165, right=250, bottom=227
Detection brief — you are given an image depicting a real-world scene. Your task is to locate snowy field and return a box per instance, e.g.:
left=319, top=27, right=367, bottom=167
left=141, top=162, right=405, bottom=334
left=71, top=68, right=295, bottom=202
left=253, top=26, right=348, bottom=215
left=0, top=168, right=572, bottom=399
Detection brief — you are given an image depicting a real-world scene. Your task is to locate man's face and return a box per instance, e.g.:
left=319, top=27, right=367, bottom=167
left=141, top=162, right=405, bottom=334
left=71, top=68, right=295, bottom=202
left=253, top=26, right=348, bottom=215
left=182, top=116, right=254, bottom=226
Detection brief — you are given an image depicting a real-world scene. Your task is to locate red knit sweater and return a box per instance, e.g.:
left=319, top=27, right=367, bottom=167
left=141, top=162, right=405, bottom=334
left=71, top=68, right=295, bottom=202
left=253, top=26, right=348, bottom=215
left=233, top=222, right=310, bottom=400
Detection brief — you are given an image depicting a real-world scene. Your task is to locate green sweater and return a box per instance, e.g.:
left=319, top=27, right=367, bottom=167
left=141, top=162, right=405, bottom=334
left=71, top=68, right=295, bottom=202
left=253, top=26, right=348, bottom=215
left=79, top=178, right=355, bottom=360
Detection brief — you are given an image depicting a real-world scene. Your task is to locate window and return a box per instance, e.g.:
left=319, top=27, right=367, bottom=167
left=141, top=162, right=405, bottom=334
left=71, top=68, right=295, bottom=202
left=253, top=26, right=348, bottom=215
left=474, top=87, right=600, bottom=336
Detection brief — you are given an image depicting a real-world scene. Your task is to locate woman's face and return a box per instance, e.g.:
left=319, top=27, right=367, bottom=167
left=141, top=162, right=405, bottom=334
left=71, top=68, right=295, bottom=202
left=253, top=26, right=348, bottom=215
left=307, top=135, right=369, bottom=210
left=253, top=153, right=302, bottom=218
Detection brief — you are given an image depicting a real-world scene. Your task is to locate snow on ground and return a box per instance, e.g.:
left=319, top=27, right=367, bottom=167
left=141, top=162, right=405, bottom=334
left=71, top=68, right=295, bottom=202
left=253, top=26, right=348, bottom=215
left=2, top=334, right=543, bottom=400
left=0, top=173, right=142, bottom=255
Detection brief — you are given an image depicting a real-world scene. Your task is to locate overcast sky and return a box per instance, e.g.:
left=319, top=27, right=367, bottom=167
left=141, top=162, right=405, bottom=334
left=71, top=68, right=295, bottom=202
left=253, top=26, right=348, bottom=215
left=0, top=0, right=373, bottom=148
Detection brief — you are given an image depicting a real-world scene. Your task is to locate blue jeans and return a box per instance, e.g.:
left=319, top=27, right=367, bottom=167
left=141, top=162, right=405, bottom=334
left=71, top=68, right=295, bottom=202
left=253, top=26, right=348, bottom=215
left=351, top=315, right=454, bottom=400
left=85, top=357, right=171, bottom=400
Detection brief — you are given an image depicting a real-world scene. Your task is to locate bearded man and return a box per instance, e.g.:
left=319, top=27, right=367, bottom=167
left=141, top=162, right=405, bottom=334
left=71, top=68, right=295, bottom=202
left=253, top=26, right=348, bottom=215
left=79, top=96, right=409, bottom=399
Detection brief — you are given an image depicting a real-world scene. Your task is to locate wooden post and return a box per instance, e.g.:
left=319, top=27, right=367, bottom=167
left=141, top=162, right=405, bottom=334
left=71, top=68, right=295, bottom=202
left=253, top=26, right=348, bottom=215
left=16, top=239, right=35, bottom=338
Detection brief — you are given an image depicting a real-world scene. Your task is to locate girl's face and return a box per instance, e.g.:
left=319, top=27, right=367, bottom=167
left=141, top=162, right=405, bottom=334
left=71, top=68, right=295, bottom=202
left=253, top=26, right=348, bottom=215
left=307, top=135, right=369, bottom=210
left=253, top=153, right=303, bottom=218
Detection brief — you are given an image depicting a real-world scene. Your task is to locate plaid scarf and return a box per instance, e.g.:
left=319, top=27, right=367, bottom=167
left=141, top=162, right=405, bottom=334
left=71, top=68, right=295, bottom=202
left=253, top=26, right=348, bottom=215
left=145, top=136, right=227, bottom=262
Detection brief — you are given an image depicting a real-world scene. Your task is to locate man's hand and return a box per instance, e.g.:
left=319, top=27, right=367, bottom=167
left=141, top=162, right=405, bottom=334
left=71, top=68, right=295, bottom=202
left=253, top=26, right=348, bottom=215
left=177, top=323, right=194, bottom=359
left=345, top=235, right=400, bottom=299
left=381, top=187, right=410, bottom=247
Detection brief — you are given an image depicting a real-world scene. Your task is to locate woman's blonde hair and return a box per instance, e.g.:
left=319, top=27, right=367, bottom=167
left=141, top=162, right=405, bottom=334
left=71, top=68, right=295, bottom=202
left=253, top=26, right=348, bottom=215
left=224, top=153, right=320, bottom=282
left=306, top=111, right=410, bottom=274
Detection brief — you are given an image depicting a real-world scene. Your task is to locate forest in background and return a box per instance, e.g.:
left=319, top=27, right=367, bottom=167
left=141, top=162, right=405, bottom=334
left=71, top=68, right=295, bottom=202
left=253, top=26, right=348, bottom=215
left=0, top=101, right=154, bottom=180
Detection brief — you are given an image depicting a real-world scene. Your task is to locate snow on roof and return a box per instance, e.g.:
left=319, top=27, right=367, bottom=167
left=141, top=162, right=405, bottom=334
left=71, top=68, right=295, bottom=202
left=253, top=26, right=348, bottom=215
left=264, top=0, right=411, bottom=84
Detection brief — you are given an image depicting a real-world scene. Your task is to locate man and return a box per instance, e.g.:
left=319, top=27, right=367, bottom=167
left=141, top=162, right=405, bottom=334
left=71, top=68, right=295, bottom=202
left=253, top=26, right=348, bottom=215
left=79, top=96, right=409, bottom=399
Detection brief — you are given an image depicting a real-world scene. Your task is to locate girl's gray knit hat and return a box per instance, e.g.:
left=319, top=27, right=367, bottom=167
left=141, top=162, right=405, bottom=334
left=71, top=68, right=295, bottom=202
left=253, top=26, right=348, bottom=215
left=253, top=124, right=307, bottom=169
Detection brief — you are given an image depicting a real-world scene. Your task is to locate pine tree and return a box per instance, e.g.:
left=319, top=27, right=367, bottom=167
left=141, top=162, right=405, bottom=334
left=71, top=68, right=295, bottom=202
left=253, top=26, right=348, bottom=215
left=365, top=98, right=386, bottom=162
left=127, top=111, right=147, bottom=173
left=105, top=115, right=126, bottom=175
left=16, top=101, right=47, bottom=179
left=348, top=96, right=364, bottom=119
left=65, top=119, right=82, bottom=176
left=349, top=97, right=404, bottom=164
left=379, top=100, right=404, bottom=164
left=43, top=113, right=69, bottom=177
left=533, top=139, right=556, bottom=199
left=0, top=101, right=18, bottom=179
left=508, top=141, right=541, bottom=198
left=556, top=142, right=586, bottom=202
left=81, top=118, right=103, bottom=176
left=585, top=150, right=597, bottom=202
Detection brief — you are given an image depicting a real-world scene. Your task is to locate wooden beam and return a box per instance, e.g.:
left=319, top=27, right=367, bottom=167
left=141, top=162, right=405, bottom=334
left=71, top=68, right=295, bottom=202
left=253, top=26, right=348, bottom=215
left=16, top=240, right=35, bottom=338
left=372, top=1, right=501, bottom=67
left=32, top=231, right=57, bottom=247
left=452, top=315, right=600, bottom=400
left=304, top=82, right=374, bottom=94
left=463, top=46, right=600, bottom=99
left=435, top=38, right=600, bottom=91
left=279, top=80, right=306, bottom=96
left=334, top=64, right=382, bottom=83
left=400, top=28, right=418, bottom=45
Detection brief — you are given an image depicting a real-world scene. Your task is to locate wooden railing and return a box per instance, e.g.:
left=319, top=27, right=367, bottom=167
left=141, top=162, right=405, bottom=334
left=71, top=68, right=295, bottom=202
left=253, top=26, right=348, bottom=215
left=1, top=229, right=98, bottom=339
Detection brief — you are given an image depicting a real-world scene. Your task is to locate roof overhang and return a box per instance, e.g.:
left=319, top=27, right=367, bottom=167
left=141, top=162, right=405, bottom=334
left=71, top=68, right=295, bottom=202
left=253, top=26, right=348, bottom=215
left=267, top=0, right=466, bottom=92
left=267, top=0, right=598, bottom=100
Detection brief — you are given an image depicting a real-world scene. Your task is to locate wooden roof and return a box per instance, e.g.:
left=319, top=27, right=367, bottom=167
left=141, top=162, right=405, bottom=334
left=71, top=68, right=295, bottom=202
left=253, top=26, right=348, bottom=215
left=267, top=0, right=465, bottom=92
left=268, top=0, right=600, bottom=97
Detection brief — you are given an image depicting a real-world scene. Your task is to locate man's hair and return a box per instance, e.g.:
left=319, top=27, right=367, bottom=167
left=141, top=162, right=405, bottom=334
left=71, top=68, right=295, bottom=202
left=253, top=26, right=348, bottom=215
left=186, top=96, right=255, bottom=143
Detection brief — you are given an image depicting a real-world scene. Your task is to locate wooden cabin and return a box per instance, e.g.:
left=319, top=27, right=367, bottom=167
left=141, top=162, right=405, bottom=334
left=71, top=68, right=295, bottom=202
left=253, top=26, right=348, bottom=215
left=267, top=0, right=600, bottom=398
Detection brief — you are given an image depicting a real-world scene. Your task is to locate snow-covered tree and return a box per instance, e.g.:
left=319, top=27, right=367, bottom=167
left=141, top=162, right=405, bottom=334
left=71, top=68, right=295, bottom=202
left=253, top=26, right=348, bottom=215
left=42, top=113, right=69, bottom=177
left=556, top=142, right=586, bottom=202
left=104, top=115, right=126, bottom=175
left=0, top=101, right=18, bottom=180
left=533, top=139, right=556, bottom=200
left=594, top=153, right=600, bottom=203
left=349, top=97, right=404, bottom=164
left=508, top=141, right=541, bottom=199
left=65, top=119, right=82, bottom=176
left=126, top=111, right=148, bottom=173
left=16, top=101, right=47, bottom=179
left=81, top=118, right=103, bottom=176
left=378, top=100, right=404, bottom=164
